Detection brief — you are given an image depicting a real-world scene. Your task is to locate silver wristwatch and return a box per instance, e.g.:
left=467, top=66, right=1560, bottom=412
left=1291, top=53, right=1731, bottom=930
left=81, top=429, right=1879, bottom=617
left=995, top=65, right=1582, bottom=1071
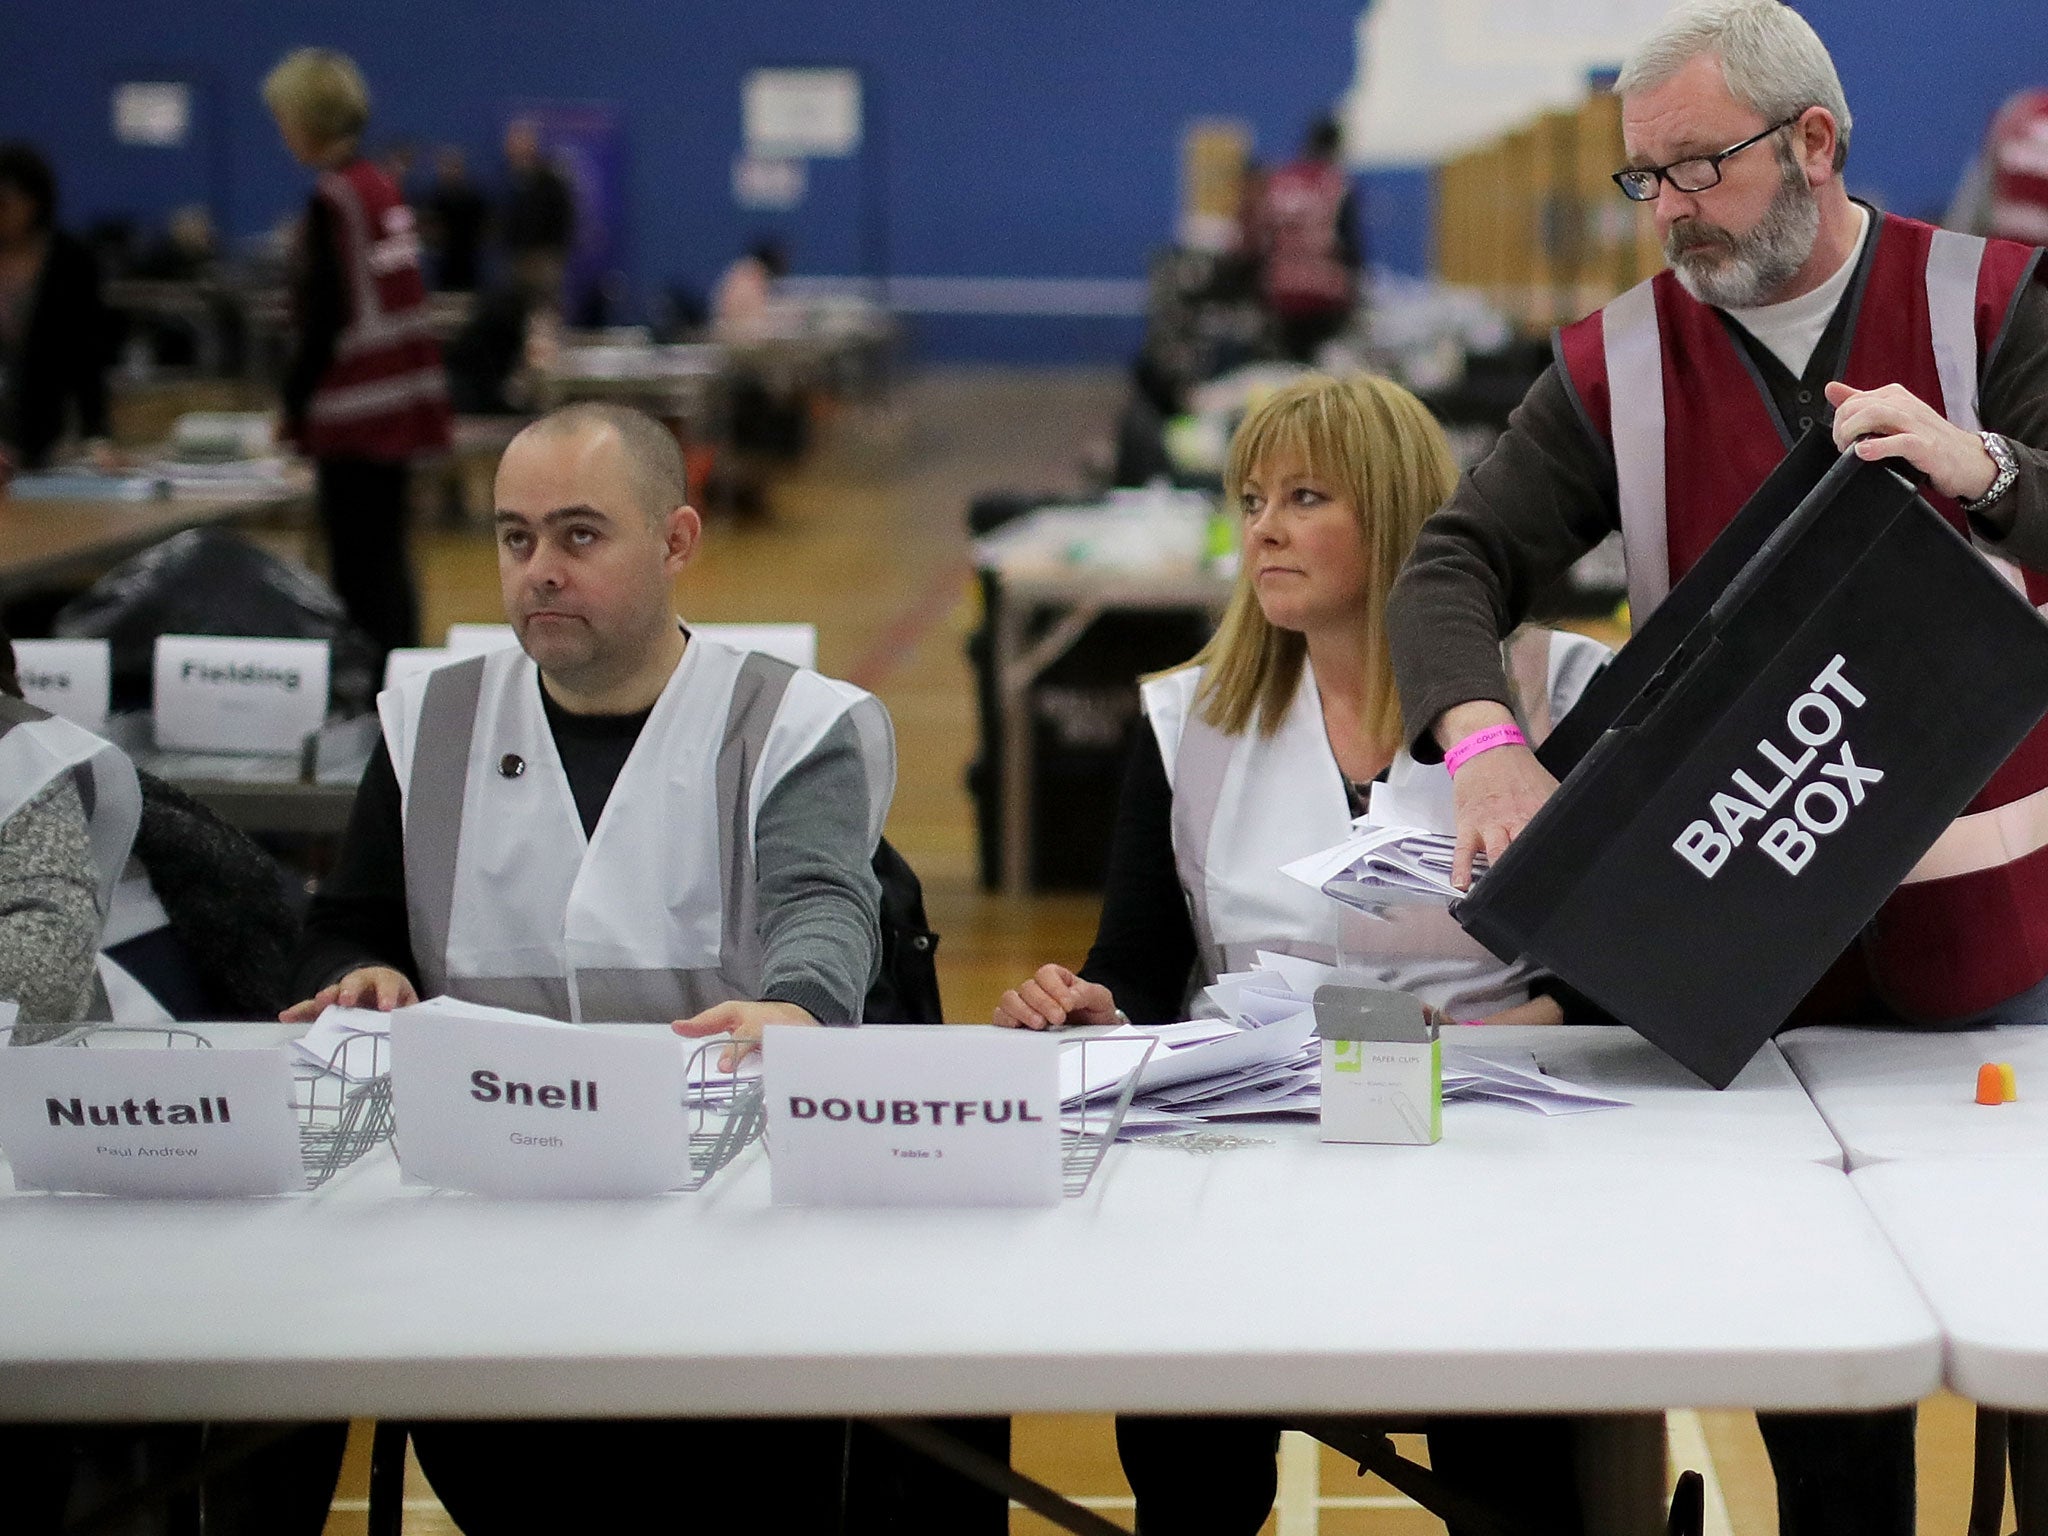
left=1961, top=431, right=2020, bottom=515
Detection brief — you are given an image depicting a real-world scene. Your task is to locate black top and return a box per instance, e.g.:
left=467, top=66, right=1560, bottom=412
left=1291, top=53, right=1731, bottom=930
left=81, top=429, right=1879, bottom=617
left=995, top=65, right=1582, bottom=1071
left=291, top=689, right=654, bottom=998
left=281, top=195, right=346, bottom=438
left=502, top=165, right=575, bottom=257
left=0, top=230, right=112, bottom=468
left=422, top=180, right=489, bottom=292
left=1076, top=729, right=1198, bottom=1025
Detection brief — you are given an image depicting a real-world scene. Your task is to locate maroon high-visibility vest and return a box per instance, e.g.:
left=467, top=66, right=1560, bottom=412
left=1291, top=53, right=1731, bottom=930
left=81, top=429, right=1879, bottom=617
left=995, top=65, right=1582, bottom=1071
left=1989, top=89, right=2048, bottom=247
left=1259, top=159, right=1353, bottom=315
left=300, top=160, right=451, bottom=461
left=1556, top=212, right=2047, bottom=1020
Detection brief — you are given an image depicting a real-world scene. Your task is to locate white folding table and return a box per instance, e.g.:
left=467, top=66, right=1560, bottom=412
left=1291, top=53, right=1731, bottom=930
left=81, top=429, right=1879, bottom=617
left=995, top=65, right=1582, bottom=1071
left=1778, top=1023, right=2048, bottom=1168
left=0, top=1022, right=1940, bottom=1536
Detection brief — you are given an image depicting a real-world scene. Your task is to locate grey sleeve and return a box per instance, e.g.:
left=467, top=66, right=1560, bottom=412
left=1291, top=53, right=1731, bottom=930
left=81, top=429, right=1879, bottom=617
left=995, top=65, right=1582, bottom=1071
left=1970, top=273, right=2048, bottom=567
left=752, top=712, right=885, bottom=1024
left=0, top=776, right=104, bottom=1040
left=1386, top=363, right=1621, bottom=758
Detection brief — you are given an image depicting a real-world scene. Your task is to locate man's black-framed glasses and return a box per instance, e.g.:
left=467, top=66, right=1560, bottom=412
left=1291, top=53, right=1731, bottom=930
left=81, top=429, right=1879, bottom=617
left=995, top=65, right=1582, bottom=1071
left=1611, top=115, right=1802, bottom=202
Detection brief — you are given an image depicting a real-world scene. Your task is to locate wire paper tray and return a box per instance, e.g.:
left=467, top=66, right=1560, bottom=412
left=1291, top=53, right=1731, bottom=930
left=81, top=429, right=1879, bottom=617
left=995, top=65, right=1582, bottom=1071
left=70, top=1024, right=398, bottom=1189
left=1060, top=1034, right=1155, bottom=1197
left=681, top=1039, right=765, bottom=1192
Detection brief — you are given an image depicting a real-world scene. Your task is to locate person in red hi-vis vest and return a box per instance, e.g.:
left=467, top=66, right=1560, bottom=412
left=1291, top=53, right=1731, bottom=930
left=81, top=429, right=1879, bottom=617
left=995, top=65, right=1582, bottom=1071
left=1254, top=114, right=1362, bottom=362
left=1951, top=88, right=2048, bottom=247
left=1386, top=4, right=2047, bottom=1532
left=264, top=48, right=451, bottom=662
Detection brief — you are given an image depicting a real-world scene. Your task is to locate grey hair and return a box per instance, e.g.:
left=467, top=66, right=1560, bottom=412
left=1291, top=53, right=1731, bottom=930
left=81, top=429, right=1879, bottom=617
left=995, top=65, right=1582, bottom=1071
left=1616, top=1, right=1851, bottom=171
left=518, top=402, right=690, bottom=526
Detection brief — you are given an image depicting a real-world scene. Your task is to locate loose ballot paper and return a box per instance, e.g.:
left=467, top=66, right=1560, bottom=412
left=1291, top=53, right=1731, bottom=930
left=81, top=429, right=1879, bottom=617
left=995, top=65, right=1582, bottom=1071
left=1455, top=439, right=2048, bottom=1088
left=0, top=1043, right=304, bottom=1197
left=764, top=1024, right=1063, bottom=1207
left=387, top=1003, right=696, bottom=1197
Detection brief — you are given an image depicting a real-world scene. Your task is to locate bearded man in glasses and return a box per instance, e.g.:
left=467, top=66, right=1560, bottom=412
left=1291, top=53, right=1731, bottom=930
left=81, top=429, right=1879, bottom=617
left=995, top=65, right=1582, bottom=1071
left=1385, top=2, right=2047, bottom=1531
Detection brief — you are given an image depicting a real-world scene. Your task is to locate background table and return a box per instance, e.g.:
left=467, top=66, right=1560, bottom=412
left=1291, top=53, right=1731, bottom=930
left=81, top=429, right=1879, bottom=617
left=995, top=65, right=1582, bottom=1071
left=1778, top=1023, right=2048, bottom=1168
left=0, top=485, right=310, bottom=602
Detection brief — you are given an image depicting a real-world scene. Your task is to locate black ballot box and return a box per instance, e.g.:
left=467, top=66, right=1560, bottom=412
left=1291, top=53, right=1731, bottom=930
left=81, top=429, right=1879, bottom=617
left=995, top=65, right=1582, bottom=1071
left=1455, top=440, right=2048, bottom=1087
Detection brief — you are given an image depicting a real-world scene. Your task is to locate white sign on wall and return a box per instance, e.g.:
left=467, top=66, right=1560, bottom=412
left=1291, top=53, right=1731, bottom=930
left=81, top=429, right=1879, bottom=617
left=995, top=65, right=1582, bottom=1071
left=112, top=82, right=192, bottom=148
left=733, top=154, right=808, bottom=212
left=13, top=640, right=112, bottom=733
left=744, top=68, right=862, bottom=159
left=764, top=1025, right=1063, bottom=1207
left=152, top=635, right=329, bottom=755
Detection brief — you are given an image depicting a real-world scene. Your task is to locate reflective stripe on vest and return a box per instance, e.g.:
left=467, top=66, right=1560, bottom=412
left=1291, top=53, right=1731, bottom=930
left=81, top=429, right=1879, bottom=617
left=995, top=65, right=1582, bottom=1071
left=1597, top=220, right=1991, bottom=624
left=0, top=696, right=141, bottom=919
left=385, top=635, right=893, bottom=1022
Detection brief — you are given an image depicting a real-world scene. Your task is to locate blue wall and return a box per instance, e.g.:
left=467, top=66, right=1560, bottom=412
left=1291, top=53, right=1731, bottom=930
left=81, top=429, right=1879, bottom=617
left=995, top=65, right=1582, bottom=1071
left=0, top=1, right=2042, bottom=363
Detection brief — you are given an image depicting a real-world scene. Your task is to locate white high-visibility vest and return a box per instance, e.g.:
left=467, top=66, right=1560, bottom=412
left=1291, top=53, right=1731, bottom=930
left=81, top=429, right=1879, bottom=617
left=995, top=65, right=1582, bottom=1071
left=1144, top=628, right=1607, bottom=1017
left=381, top=633, right=895, bottom=1022
left=0, top=696, right=141, bottom=923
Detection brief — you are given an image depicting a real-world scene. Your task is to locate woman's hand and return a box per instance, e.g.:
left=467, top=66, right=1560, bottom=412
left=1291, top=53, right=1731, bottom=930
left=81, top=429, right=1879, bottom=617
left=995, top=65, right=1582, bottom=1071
left=994, top=965, right=1121, bottom=1030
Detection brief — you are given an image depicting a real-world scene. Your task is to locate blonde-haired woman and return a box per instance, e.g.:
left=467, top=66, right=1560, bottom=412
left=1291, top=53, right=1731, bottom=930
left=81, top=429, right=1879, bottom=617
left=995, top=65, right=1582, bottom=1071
left=997, top=373, right=1606, bottom=1035
left=994, top=374, right=1604, bottom=1535
left=263, top=47, right=449, bottom=665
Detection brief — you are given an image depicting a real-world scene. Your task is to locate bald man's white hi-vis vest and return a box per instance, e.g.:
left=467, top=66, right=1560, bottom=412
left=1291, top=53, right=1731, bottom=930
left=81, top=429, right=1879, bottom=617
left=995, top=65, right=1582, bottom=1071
left=0, top=696, right=141, bottom=923
left=381, top=635, right=894, bottom=1023
left=1143, top=628, right=1607, bottom=1018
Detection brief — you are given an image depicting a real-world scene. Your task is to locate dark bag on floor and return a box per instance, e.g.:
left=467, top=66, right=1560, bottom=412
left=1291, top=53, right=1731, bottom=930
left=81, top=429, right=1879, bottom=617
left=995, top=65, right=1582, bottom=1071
left=1456, top=442, right=2048, bottom=1086
left=54, top=527, right=379, bottom=715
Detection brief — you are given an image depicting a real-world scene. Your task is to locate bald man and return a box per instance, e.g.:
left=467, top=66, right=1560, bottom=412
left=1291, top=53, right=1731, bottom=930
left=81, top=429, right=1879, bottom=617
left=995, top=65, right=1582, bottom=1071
left=281, top=400, right=894, bottom=1530
left=285, top=400, right=892, bottom=1053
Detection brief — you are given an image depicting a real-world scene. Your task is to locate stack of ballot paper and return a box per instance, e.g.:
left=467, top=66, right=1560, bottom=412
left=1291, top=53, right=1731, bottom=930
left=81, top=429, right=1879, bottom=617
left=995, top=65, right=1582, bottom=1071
left=1062, top=953, right=1627, bottom=1139
left=1279, top=822, right=1480, bottom=913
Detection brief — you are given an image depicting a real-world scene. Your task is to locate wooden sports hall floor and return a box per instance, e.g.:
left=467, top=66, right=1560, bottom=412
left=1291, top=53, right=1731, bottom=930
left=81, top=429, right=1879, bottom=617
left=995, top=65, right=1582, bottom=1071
left=312, top=367, right=1990, bottom=1535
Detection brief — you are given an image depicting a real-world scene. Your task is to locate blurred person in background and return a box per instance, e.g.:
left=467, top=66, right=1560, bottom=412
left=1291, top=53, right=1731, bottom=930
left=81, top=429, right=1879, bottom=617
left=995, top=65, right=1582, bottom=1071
left=1254, top=114, right=1363, bottom=363
left=265, top=47, right=451, bottom=664
left=0, top=142, right=115, bottom=486
left=500, top=116, right=576, bottom=308
left=422, top=143, right=490, bottom=292
left=1949, top=87, right=2048, bottom=246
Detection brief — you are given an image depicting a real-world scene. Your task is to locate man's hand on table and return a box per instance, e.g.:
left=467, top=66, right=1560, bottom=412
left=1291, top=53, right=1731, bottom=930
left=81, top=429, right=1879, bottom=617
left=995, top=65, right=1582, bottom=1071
left=1437, top=701, right=1560, bottom=891
left=279, top=965, right=419, bottom=1023
left=994, top=964, right=1121, bottom=1030
left=673, top=999, right=817, bottom=1072
left=1825, top=381, right=2003, bottom=503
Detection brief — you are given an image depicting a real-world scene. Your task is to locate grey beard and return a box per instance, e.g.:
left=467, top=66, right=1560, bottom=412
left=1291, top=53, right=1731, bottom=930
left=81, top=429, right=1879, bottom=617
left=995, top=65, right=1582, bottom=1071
left=1667, top=169, right=1820, bottom=309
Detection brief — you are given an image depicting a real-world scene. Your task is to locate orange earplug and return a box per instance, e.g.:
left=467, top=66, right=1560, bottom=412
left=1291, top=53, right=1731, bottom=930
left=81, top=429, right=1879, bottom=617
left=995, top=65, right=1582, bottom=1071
left=1978, top=1063, right=2005, bottom=1105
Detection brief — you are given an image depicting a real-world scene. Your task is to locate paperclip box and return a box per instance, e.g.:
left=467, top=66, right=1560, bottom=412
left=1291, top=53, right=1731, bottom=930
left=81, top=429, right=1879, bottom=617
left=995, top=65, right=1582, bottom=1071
left=1312, top=985, right=1441, bottom=1145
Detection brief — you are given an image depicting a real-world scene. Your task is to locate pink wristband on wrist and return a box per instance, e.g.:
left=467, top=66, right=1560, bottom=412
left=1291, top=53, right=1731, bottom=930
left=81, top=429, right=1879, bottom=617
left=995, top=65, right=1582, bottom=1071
left=1443, top=722, right=1527, bottom=776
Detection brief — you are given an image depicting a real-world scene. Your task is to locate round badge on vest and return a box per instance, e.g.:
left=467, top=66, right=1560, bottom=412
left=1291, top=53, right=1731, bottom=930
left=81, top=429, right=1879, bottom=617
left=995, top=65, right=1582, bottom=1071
left=499, top=753, right=525, bottom=779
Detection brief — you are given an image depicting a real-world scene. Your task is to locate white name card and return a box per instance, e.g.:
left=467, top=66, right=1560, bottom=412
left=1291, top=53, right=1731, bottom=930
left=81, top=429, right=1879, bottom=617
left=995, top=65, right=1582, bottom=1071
left=381, top=647, right=463, bottom=693
left=0, top=1046, right=304, bottom=1197
left=153, top=635, right=329, bottom=754
left=13, top=640, right=112, bottom=732
left=444, top=623, right=518, bottom=654
left=388, top=1008, right=691, bottom=1197
left=764, top=1025, right=1062, bottom=1207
